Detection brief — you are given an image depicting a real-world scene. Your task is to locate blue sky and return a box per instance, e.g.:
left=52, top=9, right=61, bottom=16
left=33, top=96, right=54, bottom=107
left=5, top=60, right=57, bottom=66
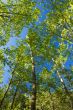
left=5, top=27, right=28, bottom=48
left=0, top=0, right=73, bottom=87
left=0, top=27, right=28, bottom=86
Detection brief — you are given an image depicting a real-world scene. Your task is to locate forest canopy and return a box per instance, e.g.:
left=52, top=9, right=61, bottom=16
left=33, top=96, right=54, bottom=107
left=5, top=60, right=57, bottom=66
left=0, top=0, right=73, bottom=110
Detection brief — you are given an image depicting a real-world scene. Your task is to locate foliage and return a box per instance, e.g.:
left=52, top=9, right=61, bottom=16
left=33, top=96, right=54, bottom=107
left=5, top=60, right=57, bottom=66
left=0, top=0, right=73, bottom=110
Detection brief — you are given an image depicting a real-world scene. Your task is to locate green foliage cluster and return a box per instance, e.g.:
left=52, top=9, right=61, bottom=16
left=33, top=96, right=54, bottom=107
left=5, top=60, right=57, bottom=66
left=0, top=0, right=73, bottom=110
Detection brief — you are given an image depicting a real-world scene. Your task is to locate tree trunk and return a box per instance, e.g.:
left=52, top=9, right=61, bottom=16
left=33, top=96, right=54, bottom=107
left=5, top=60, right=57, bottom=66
left=57, top=70, right=73, bottom=109
left=31, top=59, right=36, bottom=110
left=10, top=87, right=18, bottom=110
left=28, top=37, right=37, bottom=110
left=0, top=76, right=13, bottom=108
left=0, top=67, right=15, bottom=108
left=0, top=80, right=11, bottom=108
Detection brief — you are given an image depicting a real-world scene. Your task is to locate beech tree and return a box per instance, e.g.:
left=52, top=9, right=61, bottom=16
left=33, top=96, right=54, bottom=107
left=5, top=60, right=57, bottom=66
left=0, top=0, right=73, bottom=110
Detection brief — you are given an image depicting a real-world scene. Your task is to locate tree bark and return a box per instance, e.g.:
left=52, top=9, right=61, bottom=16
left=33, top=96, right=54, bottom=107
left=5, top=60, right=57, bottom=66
left=28, top=36, right=37, bottom=110
left=31, top=59, right=36, bottom=110
left=0, top=67, right=15, bottom=108
left=0, top=79, right=12, bottom=108
left=29, top=47, right=36, bottom=110
left=10, top=87, right=18, bottom=110
left=57, top=70, right=73, bottom=109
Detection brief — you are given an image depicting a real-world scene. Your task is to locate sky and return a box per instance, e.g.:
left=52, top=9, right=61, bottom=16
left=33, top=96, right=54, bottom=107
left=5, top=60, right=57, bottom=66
left=1, top=0, right=7, bottom=2
left=0, top=27, right=28, bottom=86
left=0, top=1, right=49, bottom=86
left=0, top=0, right=73, bottom=88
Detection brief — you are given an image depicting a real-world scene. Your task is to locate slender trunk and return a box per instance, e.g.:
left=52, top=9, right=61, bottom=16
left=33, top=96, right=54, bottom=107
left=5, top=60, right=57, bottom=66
left=31, top=59, right=36, bottom=110
left=0, top=80, right=11, bottom=108
left=57, top=71, right=73, bottom=108
left=10, top=87, right=18, bottom=110
left=0, top=67, right=15, bottom=108
left=28, top=37, right=37, bottom=110
left=0, top=77, right=13, bottom=108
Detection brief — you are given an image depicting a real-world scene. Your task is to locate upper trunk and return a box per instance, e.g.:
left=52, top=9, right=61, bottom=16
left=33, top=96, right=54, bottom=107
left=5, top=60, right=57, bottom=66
left=57, top=70, right=73, bottom=109
left=31, top=57, right=36, bottom=110
left=0, top=79, right=12, bottom=108
left=0, top=67, right=16, bottom=109
left=10, top=87, right=18, bottom=110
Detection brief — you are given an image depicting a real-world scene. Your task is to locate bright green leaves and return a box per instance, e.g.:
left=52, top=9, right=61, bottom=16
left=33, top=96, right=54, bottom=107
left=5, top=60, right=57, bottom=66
left=40, top=68, right=50, bottom=81
left=15, top=44, right=32, bottom=70
left=0, top=49, right=4, bottom=83
left=71, top=66, right=73, bottom=71
left=32, top=8, right=40, bottom=21
left=55, top=54, right=67, bottom=66
left=0, top=49, right=4, bottom=60
left=0, top=49, right=5, bottom=71
left=5, top=43, right=32, bottom=82
left=0, top=61, right=4, bottom=83
left=26, top=30, right=41, bottom=56
left=58, top=42, right=67, bottom=52
left=0, top=1, right=73, bottom=109
left=46, top=0, right=73, bottom=42
left=0, top=0, right=40, bottom=45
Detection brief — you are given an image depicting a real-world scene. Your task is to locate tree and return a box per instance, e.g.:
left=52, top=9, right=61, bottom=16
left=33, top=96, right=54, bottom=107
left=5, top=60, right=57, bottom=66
left=0, top=0, right=73, bottom=110
left=0, top=0, right=40, bottom=45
